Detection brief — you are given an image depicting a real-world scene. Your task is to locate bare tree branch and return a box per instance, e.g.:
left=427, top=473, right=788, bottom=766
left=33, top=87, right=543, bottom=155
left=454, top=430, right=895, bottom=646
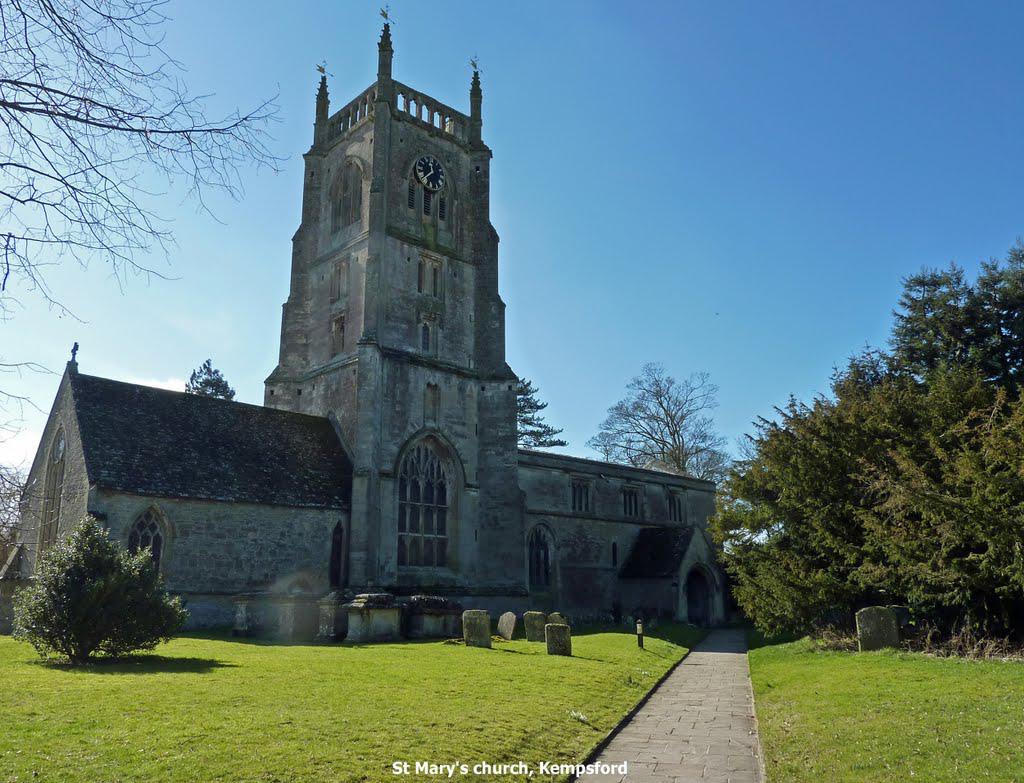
left=0, top=0, right=281, bottom=318
left=587, top=363, right=730, bottom=483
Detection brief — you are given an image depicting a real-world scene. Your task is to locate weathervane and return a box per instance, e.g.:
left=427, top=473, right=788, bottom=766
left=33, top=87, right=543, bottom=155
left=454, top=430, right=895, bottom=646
left=380, top=5, right=395, bottom=25
left=469, top=55, right=481, bottom=73
left=315, top=61, right=333, bottom=78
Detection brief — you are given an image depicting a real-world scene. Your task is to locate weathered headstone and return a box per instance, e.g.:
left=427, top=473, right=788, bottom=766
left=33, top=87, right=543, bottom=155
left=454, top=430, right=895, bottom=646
left=462, top=609, right=492, bottom=649
left=855, top=606, right=899, bottom=651
left=545, top=623, right=572, bottom=656
left=497, top=611, right=517, bottom=641
left=524, top=611, right=546, bottom=641
left=547, top=611, right=569, bottom=627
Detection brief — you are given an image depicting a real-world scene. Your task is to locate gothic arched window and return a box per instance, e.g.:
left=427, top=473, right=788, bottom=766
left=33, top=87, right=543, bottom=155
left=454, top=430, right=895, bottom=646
left=397, top=441, right=450, bottom=568
left=332, top=161, right=362, bottom=232
left=528, top=526, right=554, bottom=591
left=128, top=509, right=165, bottom=572
left=38, top=429, right=66, bottom=555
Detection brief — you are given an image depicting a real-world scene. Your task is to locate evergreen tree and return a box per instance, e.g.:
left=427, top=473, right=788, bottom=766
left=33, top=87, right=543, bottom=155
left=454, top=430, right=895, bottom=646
left=185, top=359, right=235, bottom=400
left=715, top=241, right=1024, bottom=638
left=13, top=516, right=187, bottom=663
left=516, top=377, right=567, bottom=449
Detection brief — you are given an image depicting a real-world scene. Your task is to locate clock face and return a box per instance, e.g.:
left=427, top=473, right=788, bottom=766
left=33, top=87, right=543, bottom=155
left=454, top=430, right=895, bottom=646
left=414, top=155, right=445, bottom=192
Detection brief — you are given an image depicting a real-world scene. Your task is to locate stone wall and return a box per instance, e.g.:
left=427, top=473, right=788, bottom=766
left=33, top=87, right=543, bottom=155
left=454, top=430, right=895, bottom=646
left=91, top=490, right=349, bottom=629
left=518, top=451, right=719, bottom=621
left=17, top=369, right=92, bottom=576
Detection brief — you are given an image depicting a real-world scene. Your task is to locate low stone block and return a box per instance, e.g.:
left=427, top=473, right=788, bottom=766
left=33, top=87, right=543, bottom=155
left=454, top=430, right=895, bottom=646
left=856, top=606, right=900, bottom=651
left=547, top=611, right=570, bottom=627
left=497, top=611, right=517, bottom=641
left=232, top=597, right=251, bottom=637
left=545, top=623, right=572, bottom=656
left=405, top=595, right=464, bottom=639
left=343, top=593, right=402, bottom=643
left=277, top=598, right=297, bottom=640
left=462, top=609, right=492, bottom=649
left=523, top=611, right=546, bottom=642
left=317, top=591, right=348, bottom=641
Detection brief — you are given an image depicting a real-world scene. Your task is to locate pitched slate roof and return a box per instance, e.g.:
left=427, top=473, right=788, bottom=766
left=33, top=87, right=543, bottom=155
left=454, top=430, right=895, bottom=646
left=619, top=526, right=695, bottom=579
left=69, top=373, right=352, bottom=508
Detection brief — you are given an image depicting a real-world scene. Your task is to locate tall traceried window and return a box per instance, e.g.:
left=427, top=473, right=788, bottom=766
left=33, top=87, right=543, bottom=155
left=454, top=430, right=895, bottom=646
left=397, top=441, right=450, bottom=568
left=332, top=161, right=362, bottom=232
left=128, top=508, right=165, bottom=572
left=38, top=429, right=66, bottom=556
left=528, top=526, right=554, bottom=591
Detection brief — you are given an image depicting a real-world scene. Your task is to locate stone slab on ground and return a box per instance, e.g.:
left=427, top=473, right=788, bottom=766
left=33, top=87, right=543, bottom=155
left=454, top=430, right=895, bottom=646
left=462, top=609, right=491, bottom=649
left=856, top=606, right=900, bottom=651
left=545, top=623, right=571, bottom=656
left=524, top=611, right=546, bottom=641
left=577, top=628, right=765, bottom=783
left=497, top=611, right=517, bottom=641
left=548, top=611, right=569, bottom=626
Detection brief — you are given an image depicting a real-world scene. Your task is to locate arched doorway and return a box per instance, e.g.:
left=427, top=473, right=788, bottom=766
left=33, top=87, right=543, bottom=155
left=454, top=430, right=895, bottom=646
left=686, top=568, right=711, bottom=626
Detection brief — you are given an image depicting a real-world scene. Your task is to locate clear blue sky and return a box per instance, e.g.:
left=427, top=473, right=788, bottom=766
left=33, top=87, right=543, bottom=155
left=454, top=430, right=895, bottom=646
left=6, top=0, right=1024, bottom=468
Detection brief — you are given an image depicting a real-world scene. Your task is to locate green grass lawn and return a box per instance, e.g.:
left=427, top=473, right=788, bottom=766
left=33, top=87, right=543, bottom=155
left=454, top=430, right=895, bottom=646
left=749, top=636, right=1024, bottom=782
left=0, top=624, right=702, bottom=783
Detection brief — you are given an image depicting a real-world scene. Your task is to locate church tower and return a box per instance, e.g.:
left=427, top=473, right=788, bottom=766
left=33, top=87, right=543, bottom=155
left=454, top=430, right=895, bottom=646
left=266, top=25, right=525, bottom=600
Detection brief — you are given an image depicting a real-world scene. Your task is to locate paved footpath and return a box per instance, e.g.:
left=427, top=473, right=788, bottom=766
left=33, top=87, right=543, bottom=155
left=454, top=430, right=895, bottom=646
left=578, top=628, right=765, bottom=783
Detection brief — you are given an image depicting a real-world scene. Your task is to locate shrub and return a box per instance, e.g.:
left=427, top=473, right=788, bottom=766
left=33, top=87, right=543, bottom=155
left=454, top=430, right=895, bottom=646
left=13, top=516, right=187, bottom=664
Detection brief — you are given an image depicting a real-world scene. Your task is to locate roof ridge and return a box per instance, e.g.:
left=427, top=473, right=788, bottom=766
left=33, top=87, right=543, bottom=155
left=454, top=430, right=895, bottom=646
left=71, top=372, right=332, bottom=423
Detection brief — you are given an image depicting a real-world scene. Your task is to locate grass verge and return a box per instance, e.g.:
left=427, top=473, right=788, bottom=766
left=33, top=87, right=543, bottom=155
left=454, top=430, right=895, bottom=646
left=0, top=624, right=703, bottom=783
left=749, top=635, right=1024, bottom=782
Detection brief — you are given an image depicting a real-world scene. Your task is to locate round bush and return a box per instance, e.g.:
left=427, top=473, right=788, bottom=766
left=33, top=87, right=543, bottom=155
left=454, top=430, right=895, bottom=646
left=13, top=516, right=187, bottom=663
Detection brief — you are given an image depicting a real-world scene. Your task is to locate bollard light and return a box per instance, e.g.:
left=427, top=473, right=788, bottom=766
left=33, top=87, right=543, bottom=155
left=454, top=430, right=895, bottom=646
left=636, top=618, right=644, bottom=648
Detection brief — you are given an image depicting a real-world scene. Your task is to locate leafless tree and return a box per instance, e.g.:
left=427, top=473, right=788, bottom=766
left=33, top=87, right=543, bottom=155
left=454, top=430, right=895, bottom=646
left=587, top=363, right=730, bottom=483
left=0, top=464, right=25, bottom=565
left=0, top=0, right=279, bottom=316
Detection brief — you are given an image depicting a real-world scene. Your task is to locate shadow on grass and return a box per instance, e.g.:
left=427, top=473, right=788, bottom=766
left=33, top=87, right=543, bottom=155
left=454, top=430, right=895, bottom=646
left=36, top=654, right=235, bottom=674
left=746, top=625, right=800, bottom=650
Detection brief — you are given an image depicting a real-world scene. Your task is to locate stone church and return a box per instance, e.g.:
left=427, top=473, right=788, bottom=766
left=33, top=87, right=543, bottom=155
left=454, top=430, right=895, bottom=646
left=2, top=26, right=724, bottom=634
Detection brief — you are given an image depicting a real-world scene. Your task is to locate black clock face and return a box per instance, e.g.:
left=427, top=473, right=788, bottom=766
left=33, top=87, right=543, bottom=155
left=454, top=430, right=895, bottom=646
left=414, top=155, right=445, bottom=192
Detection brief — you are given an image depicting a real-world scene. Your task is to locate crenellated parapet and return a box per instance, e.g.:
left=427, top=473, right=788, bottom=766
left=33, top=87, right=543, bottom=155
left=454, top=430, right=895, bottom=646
left=323, top=83, right=379, bottom=143
left=392, top=81, right=470, bottom=144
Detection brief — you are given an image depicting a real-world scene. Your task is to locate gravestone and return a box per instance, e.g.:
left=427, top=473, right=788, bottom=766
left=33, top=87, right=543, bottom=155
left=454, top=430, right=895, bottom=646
left=855, top=606, right=899, bottom=651
left=545, top=623, right=572, bottom=656
left=548, top=611, right=569, bottom=627
left=497, top=611, right=517, bottom=641
left=524, top=611, right=546, bottom=641
left=462, top=609, right=492, bottom=649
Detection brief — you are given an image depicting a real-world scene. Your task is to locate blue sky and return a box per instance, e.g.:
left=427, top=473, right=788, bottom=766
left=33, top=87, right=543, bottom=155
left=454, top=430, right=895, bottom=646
left=5, top=0, right=1024, bottom=468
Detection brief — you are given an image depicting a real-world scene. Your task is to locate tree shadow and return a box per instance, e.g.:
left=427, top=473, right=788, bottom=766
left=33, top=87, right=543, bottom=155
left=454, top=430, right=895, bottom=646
left=36, top=654, right=235, bottom=674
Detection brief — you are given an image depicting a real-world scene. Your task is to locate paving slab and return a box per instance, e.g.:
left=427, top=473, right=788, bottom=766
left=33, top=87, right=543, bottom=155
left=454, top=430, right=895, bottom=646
left=577, top=629, right=764, bottom=783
